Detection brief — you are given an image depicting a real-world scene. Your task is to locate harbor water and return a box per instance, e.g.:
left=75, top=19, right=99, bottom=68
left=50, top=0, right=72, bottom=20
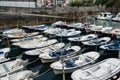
left=0, top=19, right=120, bottom=80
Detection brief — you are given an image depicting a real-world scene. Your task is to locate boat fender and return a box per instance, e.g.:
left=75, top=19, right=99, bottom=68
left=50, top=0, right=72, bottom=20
left=12, top=59, right=23, bottom=68
left=18, top=70, right=33, bottom=80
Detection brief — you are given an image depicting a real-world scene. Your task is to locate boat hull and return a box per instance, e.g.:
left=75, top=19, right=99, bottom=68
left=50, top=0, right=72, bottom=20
left=52, top=68, right=78, bottom=75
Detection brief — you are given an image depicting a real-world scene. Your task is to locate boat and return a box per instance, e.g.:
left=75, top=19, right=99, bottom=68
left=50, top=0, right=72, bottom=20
left=101, top=26, right=113, bottom=34
left=10, top=35, right=43, bottom=43
left=112, top=12, right=120, bottom=22
left=90, top=25, right=103, bottom=32
left=82, top=37, right=111, bottom=46
left=39, top=46, right=81, bottom=63
left=7, top=32, right=39, bottom=39
left=0, top=48, right=11, bottom=63
left=22, top=24, right=45, bottom=30
left=68, top=34, right=97, bottom=42
left=33, top=24, right=52, bottom=31
left=52, top=21, right=67, bottom=27
left=2, top=28, right=25, bottom=36
left=0, top=70, right=38, bottom=80
left=44, top=28, right=65, bottom=35
left=71, top=58, right=120, bottom=80
left=100, top=40, right=120, bottom=51
left=13, top=39, right=57, bottom=49
left=0, top=59, right=28, bottom=77
left=97, top=12, right=114, bottom=20
left=50, top=51, right=100, bottom=74
left=55, top=29, right=81, bottom=38
left=24, top=42, right=65, bottom=56
left=84, top=24, right=96, bottom=33
left=12, top=37, right=48, bottom=47
left=67, top=22, right=84, bottom=29
left=111, top=29, right=120, bottom=39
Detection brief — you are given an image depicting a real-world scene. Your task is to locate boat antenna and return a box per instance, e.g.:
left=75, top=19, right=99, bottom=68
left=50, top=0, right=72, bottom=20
left=60, top=24, right=65, bottom=80
left=119, top=43, right=120, bottom=59
left=6, top=33, right=10, bottom=48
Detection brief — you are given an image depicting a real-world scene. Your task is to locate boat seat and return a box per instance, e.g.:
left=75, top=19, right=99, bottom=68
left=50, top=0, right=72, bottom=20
left=0, top=51, right=4, bottom=54
left=2, top=64, right=10, bottom=72
left=65, top=59, right=76, bottom=68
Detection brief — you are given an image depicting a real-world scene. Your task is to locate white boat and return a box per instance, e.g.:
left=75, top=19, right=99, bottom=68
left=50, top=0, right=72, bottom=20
left=101, top=26, right=113, bottom=34
left=111, top=29, right=120, bottom=39
left=100, top=41, right=120, bottom=51
left=68, top=34, right=97, bottom=42
left=14, top=39, right=57, bottom=49
left=39, top=46, right=81, bottom=63
left=0, top=48, right=11, bottom=63
left=24, top=43, right=65, bottom=56
left=0, top=70, right=38, bottom=80
left=22, top=24, right=45, bottom=30
left=52, top=21, right=67, bottom=27
left=7, top=32, right=39, bottom=38
left=10, top=35, right=43, bottom=43
left=112, top=12, right=120, bottom=21
left=44, top=28, right=65, bottom=35
left=34, top=25, right=52, bottom=31
left=67, top=22, right=84, bottom=29
left=3, top=28, right=25, bottom=36
left=90, top=25, right=103, bottom=32
left=71, top=58, right=120, bottom=80
left=84, top=24, right=96, bottom=33
left=0, top=59, right=28, bottom=77
left=50, top=51, right=100, bottom=74
left=82, top=37, right=111, bottom=46
left=12, top=37, right=48, bottom=47
left=55, top=29, right=81, bottom=38
left=97, top=12, right=113, bottom=20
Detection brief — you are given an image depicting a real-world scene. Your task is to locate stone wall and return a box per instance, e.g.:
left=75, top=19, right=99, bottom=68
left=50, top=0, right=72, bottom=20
left=0, top=6, right=105, bottom=14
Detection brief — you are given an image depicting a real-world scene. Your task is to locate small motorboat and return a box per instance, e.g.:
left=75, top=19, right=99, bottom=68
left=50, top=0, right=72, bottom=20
left=24, top=43, right=65, bottom=56
left=0, top=48, right=10, bottom=63
left=71, top=58, right=120, bottom=80
left=90, top=25, right=103, bottom=32
left=0, top=70, right=38, bottom=80
left=39, top=46, right=81, bottom=63
left=52, top=21, right=67, bottom=27
left=83, top=24, right=96, bottom=33
left=100, top=41, right=120, bottom=51
left=34, top=25, right=52, bottom=31
left=10, top=35, right=43, bottom=43
left=12, top=37, right=48, bottom=49
left=22, top=25, right=42, bottom=30
left=44, top=28, right=64, bottom=35
left=55, top=29, right=81, bottom=38
left=0, top=59, right=28, bottom=77
left=2, top=28, right=25, bottom=36
left=101, top=27, right=113, bottom=34
left=18, top=39, right=57, bottom=49
left=68, top=34, right=97, bottom=42
left=67, top=22, right=84, bottom=29
left=82, top=37, right=111, bottom=46
left=50, top=51, right=100, bottom=74
left=111, top=29, right=120, bottom=39
left=97, top=12, right=114, bottom=20
left=7, top=32, right=39, bottom=39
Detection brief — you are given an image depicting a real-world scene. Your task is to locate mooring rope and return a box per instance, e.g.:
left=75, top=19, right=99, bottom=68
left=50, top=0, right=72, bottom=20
left=25, top=58, right=40, bottom=66
left=34, top=68, right=52, bottom=79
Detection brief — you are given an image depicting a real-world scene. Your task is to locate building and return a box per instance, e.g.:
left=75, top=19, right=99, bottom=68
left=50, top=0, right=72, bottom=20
left=0, top=0, right=71, bottom=8
left=0, top=0, right=41, bottom=8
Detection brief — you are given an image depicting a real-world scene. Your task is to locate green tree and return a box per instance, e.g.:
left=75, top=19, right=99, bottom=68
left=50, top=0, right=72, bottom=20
left=69, top=0, right=83, bottom=7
